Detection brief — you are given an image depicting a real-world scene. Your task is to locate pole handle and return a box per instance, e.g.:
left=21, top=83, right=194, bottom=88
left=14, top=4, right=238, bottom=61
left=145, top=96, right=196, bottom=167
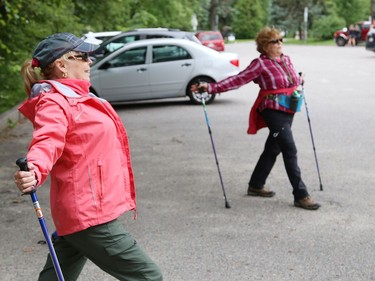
left=16, top=157, right=29, bottom=172
left=16, top=157, right=36, bottom=196
left=298, top=72, right=304, bottom=87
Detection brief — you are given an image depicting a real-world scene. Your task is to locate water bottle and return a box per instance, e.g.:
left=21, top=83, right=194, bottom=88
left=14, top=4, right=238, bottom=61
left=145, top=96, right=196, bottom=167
left=289, top=90, right=300, bottom=111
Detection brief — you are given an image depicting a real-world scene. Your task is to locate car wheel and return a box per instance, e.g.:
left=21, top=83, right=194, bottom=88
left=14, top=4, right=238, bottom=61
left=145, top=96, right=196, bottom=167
left=336, top=37, right=347, bottom=47
left=187, top=77, right=216, bottom=105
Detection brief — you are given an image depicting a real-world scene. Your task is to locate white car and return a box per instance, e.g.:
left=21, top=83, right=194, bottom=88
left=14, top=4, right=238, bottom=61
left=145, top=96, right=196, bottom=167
left=82, top=31, right=121, bottom=45
left=90, top=38, right=240, bottom=104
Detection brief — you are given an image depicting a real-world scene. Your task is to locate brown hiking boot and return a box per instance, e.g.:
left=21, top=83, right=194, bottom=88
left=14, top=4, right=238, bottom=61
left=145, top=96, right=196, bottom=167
left=294, top=196, right=321, bottom=210
left=247, top=186, right=275, bottom=197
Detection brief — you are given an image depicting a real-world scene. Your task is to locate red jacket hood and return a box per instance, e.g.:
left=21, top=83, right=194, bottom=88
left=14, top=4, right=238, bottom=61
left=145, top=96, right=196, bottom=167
left=20, top=79, right=91, bottom=122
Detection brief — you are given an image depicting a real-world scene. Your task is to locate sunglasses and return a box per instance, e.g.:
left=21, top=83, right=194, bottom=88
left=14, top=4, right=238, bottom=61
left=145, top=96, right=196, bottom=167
left=67, top=53, right=90, bottom=62
left=268, top=38, right=283, bottom=44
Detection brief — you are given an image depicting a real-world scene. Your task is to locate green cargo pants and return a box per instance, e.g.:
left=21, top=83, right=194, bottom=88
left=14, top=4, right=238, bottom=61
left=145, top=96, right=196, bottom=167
left=38, top=219, right=163, bottom=281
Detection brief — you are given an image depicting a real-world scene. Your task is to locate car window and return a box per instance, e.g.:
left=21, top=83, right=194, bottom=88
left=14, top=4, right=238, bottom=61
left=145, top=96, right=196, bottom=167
left=152, top=45, right=192, bottom=63
left=362, top=23, right=371, bottom=30
left=106, top=47, right=147, bottom=68
left=185, top=34, right=201, bottom=44
left=96, top=36, right=115, bottom=41
left=201, top=33, right=222, bottom=40
left=104, top=35, right=141, bottom=54
left=146, top=34, right=174, bottom=39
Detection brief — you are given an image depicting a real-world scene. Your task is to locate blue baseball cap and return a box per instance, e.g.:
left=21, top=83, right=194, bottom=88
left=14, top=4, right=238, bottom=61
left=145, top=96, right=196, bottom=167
left=32, top=32, right=99, bottom=68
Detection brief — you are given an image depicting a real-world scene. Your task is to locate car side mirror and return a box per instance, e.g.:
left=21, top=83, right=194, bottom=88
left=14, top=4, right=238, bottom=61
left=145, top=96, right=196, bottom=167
left=89, top=56, right=96, bottom=63
left=99, top=62, right=111, bottom=70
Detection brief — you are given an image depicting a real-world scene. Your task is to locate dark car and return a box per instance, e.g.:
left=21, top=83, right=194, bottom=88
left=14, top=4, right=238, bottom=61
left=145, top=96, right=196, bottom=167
left=90, top=28, right=201, bottom=59
left=365, top=25, right=375, bottom=52
left=333, top=21, right=371, bottom=46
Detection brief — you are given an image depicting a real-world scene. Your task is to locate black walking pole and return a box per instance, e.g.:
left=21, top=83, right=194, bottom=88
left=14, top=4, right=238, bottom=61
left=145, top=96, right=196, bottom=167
left=16, top=158, right=65, bottom=280
left=198, top=90, right=231, bottom=209
left=299, top=73, right=323, bottom=191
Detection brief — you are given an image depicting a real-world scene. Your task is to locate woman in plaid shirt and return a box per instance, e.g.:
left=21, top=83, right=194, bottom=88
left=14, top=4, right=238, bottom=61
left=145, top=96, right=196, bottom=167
left=192, top=27, right=320, bottom=210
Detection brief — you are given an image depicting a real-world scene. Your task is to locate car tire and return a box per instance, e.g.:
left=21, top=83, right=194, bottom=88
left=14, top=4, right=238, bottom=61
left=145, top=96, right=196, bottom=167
left=336, top=37, right=347, bottom=47
left=187, top=77, right=216, bottom=105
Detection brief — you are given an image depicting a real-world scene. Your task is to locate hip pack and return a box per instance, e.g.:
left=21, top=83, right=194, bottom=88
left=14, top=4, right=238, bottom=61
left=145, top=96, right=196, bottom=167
left=277, top=91, right=304, bottom=112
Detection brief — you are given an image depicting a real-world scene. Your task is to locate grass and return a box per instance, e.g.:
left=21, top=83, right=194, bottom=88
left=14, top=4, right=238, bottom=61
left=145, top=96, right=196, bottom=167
left=283, top=38, right=335, bottom=46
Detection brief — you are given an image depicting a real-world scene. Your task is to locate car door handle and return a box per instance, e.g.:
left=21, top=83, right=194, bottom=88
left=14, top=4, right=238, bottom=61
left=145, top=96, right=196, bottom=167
left=181, top=63, right=191, bottom=67
left=137, top=67, right=147, bottom=72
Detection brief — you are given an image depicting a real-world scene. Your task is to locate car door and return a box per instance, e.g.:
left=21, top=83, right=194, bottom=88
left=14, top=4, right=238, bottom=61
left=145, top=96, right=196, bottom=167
left=148, top=43, right=194, bottom=98
left=95, top=46, right=151, bottom=102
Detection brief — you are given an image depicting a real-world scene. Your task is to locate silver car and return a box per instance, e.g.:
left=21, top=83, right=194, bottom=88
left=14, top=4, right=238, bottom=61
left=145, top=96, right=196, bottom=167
left=90, top=38, right=240, bottom=104
left=90, top=28, right=201, bottom=59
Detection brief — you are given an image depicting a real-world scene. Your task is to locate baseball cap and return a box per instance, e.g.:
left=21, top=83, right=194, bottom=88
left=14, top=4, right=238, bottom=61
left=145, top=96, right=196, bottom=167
left=31, top=32, right=99, bottom=68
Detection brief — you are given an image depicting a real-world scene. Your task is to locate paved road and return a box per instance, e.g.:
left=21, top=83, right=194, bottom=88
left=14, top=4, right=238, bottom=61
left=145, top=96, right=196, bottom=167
left=1, top=42, right=375, bottom=281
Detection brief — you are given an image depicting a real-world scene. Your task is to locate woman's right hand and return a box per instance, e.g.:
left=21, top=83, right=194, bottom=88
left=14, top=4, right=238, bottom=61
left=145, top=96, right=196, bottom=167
left=190, top=82, right=208, bottom=93
left=14, top=162, right=38, bottom=193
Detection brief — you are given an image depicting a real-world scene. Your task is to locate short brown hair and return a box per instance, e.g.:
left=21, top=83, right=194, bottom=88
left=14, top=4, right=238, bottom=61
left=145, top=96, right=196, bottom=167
left=256, top=27, right=282, bottom=55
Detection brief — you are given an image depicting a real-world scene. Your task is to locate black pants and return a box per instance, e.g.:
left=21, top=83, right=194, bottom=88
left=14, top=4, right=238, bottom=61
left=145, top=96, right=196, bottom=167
left=249, top=109, right=309, bottom=200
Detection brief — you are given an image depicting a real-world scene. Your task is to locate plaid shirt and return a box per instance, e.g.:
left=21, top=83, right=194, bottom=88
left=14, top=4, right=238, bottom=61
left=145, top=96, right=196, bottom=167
left=208, top=54, right=300, bottom=112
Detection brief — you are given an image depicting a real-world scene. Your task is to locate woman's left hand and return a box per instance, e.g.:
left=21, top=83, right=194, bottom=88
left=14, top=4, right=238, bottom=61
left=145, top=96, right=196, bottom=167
left=14, top=162, right=38, bottom=193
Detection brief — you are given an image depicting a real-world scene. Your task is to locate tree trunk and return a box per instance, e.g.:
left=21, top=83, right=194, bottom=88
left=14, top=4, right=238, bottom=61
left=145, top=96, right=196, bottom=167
left=209, top=0, right=219, bottom=31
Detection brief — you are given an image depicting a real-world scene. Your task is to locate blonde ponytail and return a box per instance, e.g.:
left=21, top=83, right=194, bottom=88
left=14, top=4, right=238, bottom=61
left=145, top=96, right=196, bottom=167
left=21, top=59, right=60, bottom=96
left=21, top=60, right=40, bottom=96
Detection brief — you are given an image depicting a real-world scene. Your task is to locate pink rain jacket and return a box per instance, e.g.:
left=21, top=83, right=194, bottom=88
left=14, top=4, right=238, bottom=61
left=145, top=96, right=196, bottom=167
left=19, top=79, right=136, bottom=236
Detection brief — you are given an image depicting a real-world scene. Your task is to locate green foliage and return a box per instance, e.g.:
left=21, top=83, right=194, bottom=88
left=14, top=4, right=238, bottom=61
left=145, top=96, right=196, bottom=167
left=269, top=0, right=369, bottom=40
left=0, top=65, right=24, bottom=114
left=232, top=0, right=266, bottom=39
left=126, top=0, right=198, bottom=30
left=74, top=0, right=132, bottom=31
left=0, top=0, right=85, bottom=114
left=311, top=15, right=346, bottom=40
left=127, top=11, right=159, bottom=29
left=334, top=0, right=369, bottom=26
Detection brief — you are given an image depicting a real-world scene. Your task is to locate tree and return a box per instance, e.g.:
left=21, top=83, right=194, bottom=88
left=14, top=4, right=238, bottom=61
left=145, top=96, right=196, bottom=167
left=209, top=0, right=219, bottom=30
left=73, top=0, right=132, bottom=31
left=269, top=0, right=369, bottom=40
left=269, top=0, right=341, bottom=39
left=0, top=0, right=84, bottom=113
left=334, top=0, right=369, bottom=25
left=232, top=0, right=267, bottom=39
left=127, top=0, right=199, bottom=30
left=311, top=15, right=346, bottom=40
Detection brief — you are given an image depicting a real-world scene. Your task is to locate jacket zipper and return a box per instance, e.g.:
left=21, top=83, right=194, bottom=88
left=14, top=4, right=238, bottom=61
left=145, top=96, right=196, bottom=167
left=98, top=159, right=104, bottom=208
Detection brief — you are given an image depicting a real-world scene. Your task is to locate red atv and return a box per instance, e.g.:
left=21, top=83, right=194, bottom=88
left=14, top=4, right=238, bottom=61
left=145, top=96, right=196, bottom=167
left=333, top=21, right=371, bottom=46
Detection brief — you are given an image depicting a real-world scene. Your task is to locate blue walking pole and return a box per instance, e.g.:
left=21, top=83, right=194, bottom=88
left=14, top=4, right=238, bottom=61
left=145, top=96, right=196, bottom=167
left=198, top=92, right=231, bottom=209
left=16, top=158, right=65, bottom=281
left=298, top=73, right=323, bottom=191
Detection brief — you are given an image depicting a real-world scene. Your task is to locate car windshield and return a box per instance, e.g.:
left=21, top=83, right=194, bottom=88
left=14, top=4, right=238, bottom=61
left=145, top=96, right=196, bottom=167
left=103, top=35, right=140, bottom=55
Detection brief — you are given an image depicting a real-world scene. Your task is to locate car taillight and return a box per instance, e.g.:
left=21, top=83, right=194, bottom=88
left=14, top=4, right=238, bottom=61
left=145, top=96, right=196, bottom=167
left=230, top=59, right=239, bottom=67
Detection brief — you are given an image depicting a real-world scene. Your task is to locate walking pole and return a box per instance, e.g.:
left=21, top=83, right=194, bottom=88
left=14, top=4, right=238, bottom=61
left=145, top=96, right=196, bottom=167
left=16, top=157, right=65, bottom=281
left=299, top=73, right=323, bottom=191
left=198, top=91, right=231, bottom=208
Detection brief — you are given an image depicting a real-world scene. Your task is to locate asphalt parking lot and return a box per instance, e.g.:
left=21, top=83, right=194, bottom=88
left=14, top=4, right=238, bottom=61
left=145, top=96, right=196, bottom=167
left=1, top=42, right=375, bottom=281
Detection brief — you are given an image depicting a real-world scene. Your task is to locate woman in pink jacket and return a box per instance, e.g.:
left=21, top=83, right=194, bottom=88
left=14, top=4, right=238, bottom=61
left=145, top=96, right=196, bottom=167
left=13, top=32, right=162, bottom=281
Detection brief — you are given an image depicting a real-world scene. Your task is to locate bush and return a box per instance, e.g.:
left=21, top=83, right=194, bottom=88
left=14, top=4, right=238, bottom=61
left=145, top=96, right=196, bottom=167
left=232, top=0, right=266, bottom=39
left=311, top=15, right=346, bottom=40
left=0, top=61, right=25, bottom=115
